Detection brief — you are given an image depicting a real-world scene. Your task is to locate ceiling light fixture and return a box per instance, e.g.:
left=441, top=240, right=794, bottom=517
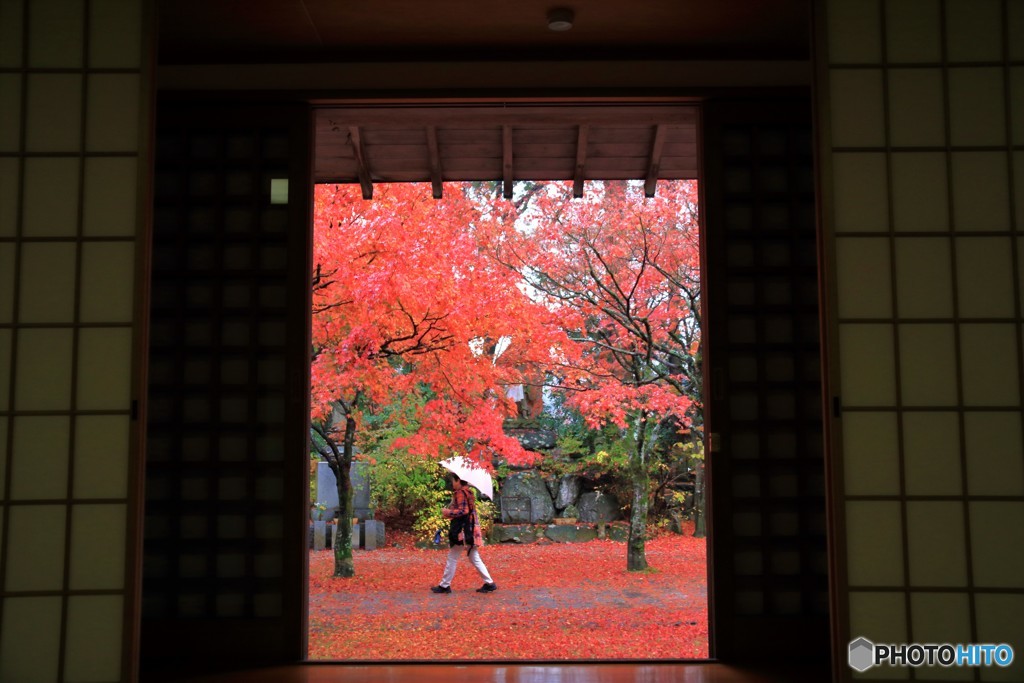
left=547, top=8, right=574, bottom=32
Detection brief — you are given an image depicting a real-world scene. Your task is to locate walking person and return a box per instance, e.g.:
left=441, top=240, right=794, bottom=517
left=431, top=473, right=498, bottom=594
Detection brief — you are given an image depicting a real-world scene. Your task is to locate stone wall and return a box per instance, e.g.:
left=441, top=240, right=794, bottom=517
left=496, top=470, right=621, bottom=524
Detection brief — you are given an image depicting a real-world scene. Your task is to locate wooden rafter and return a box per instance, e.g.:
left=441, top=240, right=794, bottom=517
left=315, top=107, right=700, bottom=187
left=502, top=125, right=513, bottom=199
left=348, top=125, right=373, bottom=199
left=644, top=124, right=667, bottom=198
left=321, top=106, right=697, bottom=128
left=573, top=124, right=589, bottom=199
left=426, top=125, right=443, bottom=199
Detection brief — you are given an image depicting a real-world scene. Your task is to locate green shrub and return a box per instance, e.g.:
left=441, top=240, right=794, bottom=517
left=412, top=490, right=496, bottom=544
left=410, top=483, right=451, bottom=541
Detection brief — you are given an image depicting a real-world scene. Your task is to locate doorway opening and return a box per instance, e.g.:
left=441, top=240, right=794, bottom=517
left=305, top=104, right=709, bottom=660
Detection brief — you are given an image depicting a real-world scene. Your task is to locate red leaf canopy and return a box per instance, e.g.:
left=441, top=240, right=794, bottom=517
left=311, top=183, right=567, bottom=467
left=489, top=181, right=701, bottom=430
left=312, top=180, right=701, bottom=466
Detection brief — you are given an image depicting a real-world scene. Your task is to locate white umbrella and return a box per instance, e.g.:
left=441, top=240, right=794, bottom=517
left=438, top=456, right=494, bottom=500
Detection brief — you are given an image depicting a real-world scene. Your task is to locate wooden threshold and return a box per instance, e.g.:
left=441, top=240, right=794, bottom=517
left=140, top=662, right=829, bottom=683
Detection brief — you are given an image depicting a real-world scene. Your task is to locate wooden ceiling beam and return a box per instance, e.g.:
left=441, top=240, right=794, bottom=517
left=314, top=168, right=700, bottom=184
left=348, top=125, right=374, bottom=199
left=573, top=124, right=589, bottom=199
left=502, top=125, right=513, bottom=199
left=317, top=106, right=697, bottom=129
left=426, top=125, right=443, bottom=199
left=644, top=124, right=667, bottom=198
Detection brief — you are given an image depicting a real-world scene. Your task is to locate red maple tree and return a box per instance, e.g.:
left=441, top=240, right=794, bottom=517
left=489, top=180, right=702, bottom=570
left=311, top=183, right=566, bottom=576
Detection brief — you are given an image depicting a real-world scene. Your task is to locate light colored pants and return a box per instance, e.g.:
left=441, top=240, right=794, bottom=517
left=439, top=546, right=493, bottom=588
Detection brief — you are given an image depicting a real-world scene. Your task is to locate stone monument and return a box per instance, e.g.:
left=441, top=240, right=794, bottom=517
left=314, top=461, right=374, bottom=521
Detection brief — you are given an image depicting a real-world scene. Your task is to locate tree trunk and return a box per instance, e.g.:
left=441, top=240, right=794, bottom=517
left=332, top=463, right=354, bottom=577
left=626, top=465, right=649, bottom=571
left=626, top=411, right=651, bottom=571
left=331, top=413, right=358, bottom=577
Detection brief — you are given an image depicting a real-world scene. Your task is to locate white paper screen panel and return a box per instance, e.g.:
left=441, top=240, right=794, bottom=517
left=820, top=0, right=1024, bottom=680
left=0, top=1, right=149, bottom=682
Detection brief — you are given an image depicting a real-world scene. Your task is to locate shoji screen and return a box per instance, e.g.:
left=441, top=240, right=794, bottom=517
left=141, top=102, right=310, bottom=670
left=703, top=97, right=831, bottom=667
left=816, top=1, right=1024, bottom=681
left=0, top=1, right=153, bottom=682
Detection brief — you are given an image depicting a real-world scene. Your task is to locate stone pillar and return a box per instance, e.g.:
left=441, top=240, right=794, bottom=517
left=313, top=520, right=327, bottom=550
left=362, top=520, right=385, bottom=550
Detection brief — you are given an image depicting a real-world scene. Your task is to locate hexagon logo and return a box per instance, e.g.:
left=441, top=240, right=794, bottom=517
left=849, top=637, right=875, bottom=672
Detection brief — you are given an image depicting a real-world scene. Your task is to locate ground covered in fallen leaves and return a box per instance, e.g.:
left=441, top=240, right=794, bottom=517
left=308, top=524, right=708, bottom=660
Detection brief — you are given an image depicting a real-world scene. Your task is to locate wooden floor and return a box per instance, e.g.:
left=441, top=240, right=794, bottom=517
left=141, top=662, right=832, bottom=683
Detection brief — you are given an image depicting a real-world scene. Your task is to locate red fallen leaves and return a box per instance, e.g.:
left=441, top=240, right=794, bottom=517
left=309, top=524, right=708, bottom=660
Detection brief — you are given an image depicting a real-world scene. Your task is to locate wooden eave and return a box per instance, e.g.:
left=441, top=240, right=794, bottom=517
left=315, top=105, right=698, bottom=196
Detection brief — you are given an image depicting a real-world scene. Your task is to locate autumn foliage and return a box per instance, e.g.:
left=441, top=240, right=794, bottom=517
left=488, top=180, right=702, bottom=432
left=312, top=179, right=703, bottom=574
left=312, top=183, right=567, bottom=469
left=312, top=180, right=701, bottom=463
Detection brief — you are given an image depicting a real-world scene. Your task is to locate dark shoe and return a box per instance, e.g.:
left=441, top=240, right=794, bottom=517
left=476, top=582, right=497, bottom=593
left=430, top=585, right=451, bottom=594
